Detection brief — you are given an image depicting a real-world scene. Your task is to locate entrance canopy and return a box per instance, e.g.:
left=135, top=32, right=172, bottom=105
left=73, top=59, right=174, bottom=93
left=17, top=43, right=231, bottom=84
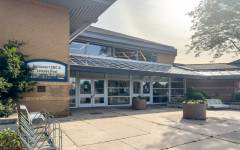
left=70, top=54, right=240, bottom=79
left=40, top=0, right=116, bottom=42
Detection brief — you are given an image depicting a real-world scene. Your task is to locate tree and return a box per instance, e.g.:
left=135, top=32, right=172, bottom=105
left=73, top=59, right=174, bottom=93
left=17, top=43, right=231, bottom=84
left=0, top=41, right=32, bottom=105
left=188, top=0, right=240, bottom=58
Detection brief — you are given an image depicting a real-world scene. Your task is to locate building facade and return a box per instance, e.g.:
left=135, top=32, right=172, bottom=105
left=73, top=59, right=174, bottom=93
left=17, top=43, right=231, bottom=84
left=1, top=0, right=240, bottom=115
left=69, top=26, right=185, bottom=108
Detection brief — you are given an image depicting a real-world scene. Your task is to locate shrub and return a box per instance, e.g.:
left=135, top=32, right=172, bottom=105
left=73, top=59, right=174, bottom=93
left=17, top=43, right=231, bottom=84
left=186, top=88, right=208, bottom=100
left=184, top=88, right=208, bottom=104
left=0, top=128, right=21, bottom=150
left=0, top=41, right=34, bottom=106
left=0, top=102, right=15, bottom=118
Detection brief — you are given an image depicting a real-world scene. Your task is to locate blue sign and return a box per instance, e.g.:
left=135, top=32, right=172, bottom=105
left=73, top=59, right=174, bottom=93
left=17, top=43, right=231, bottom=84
left=26, top=59, right=68, bottom=82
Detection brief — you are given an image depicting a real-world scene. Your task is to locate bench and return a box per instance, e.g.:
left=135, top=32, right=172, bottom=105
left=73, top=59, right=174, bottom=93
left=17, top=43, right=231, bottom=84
left=206, top=99, right=230, bottom=109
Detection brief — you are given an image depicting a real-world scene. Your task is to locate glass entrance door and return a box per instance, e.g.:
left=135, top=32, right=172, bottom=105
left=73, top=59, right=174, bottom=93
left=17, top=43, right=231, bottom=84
left=79, top=79, right=105, bottom=107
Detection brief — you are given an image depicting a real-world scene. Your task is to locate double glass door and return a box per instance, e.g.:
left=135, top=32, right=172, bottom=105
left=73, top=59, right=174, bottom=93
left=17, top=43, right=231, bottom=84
left=79, top=79, right=105, bottom=107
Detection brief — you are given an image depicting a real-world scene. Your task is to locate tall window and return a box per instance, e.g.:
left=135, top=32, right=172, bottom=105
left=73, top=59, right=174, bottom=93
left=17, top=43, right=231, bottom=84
left=152, top=77, right=169, bottom=103
left=171, top=78, right=185, bottom=101
left=108, top=80, right=130, bottom=105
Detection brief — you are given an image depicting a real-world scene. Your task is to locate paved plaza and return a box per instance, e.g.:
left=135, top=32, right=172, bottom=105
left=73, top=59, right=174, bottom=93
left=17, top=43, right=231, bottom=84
left=56, top=107, right=240, bottom=150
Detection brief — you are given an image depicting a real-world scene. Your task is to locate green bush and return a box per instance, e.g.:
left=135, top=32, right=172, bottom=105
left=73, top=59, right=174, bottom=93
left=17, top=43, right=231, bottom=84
left=184, top=88, right=208, bottom=104
left=0, top=102, right=15, bottom=118
left=0, top=128, right=21, bottom=150
left=186, top=88, right=208, bottom=100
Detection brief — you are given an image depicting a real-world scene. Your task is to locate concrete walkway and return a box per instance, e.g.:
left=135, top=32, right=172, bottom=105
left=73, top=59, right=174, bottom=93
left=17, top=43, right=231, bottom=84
left=58, top=107, right=240, bottom=150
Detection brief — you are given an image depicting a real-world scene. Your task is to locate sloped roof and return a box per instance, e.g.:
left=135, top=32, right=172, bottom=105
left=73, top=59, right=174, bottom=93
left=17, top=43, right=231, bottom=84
left=70, top=54, right=240, bottom=79
left=175, top=63, right=240, bottom=71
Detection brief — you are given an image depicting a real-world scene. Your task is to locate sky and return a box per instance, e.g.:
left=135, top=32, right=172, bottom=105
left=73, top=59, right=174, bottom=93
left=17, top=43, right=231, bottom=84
left=93, top=0, right=239, bottom=64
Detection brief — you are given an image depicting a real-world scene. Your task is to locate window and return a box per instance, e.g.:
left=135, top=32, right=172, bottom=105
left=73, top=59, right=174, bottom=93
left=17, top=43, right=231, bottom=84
left=171, top=78, right=185, bottom=101
left=70, top=42, right=159, bottom=62
left=133, top=81, right=141, bottom=94
left=152, top=77, right=169, bottom=103
left=108, top=80, right=130, bottom=105
left=69, top=77, right=76, bottom=107
left=143, top=81, right=150, bottom=94
left=80, top=80, right=91, bottom=94
left=94, top=80, right=104, bottom=94
left=70, top=42, right=113, bottom=57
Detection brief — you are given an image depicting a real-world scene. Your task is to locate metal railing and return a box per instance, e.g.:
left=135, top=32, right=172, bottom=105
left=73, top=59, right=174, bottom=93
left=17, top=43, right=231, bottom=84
left=16, top=106, right=62, bottom=150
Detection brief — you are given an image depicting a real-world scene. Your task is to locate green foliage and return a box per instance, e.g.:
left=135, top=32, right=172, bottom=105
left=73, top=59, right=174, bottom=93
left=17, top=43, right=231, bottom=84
left=233, top=92, right=240, bottom=101
left=184, top=88, right=208, bottom=104
left=0, top=128, right=21, bottom=150
left=0, top=102, right=15, bottom=118
left=186, top=88, right=209, bottom=100
left=188, top=0, right=240, bottom=59
left=0, top=40, right=33, bottom=105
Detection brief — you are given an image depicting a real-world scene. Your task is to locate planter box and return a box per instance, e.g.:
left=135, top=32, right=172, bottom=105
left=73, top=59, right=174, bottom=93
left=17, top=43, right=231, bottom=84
left=183, top=103, right=206, bottom=120
left=132, top=99, right=146, bottom=110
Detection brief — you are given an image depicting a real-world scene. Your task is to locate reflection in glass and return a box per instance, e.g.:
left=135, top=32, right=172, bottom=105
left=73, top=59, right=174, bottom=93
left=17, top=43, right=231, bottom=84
left=108, top=97, right=130, bottom=105
left=108, top=80, right=130, bottom=96
left=153, top=96, right=168, bottom=103
left=94, top=97, right=104, bottom=104
left=80, top=97, right=91, bottom=104
left=80, top=80, right=91, bottom=94
left=143, top=81, right=150, bottom=94
left=133, top=81, right=141, bottom=94
left=94, top=80, right=104, bottom=94
left=108, top=80, right=130, bottom=105
left=70, top=42, right=112, bottom=57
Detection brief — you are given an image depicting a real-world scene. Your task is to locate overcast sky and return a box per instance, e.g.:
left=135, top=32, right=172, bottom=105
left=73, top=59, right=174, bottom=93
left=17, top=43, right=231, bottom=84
left=93, top=0, right=239, bottom=64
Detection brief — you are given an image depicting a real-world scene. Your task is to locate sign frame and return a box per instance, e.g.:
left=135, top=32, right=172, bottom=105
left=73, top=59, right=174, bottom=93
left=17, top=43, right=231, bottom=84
left=26, top=59, right=68, bottom=82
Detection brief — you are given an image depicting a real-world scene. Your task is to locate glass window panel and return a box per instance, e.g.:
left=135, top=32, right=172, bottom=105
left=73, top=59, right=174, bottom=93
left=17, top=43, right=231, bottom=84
left=80, top=80, right=91, bottom=94
left=133, top=81, right=141, bottom=94
left=153, top=96, right=168, bottom=103
left=172, top=78, right=184, bottom=82
left=70, top=42, right=87, bottom=54
left=153, top=89, right=168, bottom=96
left=108, top=80, right=130, bottom=96
left=153, top=81, right=169, bottom=88
left=108, top=97, right=130, bottom=105
left=133, top=96, right=150, bottom=102
left=94, top=80, right=104, bottom=94
left=143, top=81, right=150, bottom=94
left=114, top=48, right=138, bottom=60
left=171, top=82, right=184, bottom=88
left=80, top=97, right=91, bottom=104
left=94, top=97, right=104, bottom=104
left=139, top=50, right=157, bottom=62
left=70, top=42, right=113, bottom=57
left=171, top=89, right=184, bottom=96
